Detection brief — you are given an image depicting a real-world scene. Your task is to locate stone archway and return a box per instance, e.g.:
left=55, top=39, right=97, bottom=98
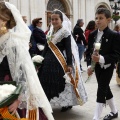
left=95, top=2, right=111, bottom=11
left=46, top=0, right=72, bottom=26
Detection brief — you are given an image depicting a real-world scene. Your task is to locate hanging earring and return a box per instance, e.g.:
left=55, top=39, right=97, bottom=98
left=0, top=22, right=7, bottom=35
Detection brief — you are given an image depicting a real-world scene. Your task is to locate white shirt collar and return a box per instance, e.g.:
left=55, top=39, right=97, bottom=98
left=98, top=29, right=103, bottom=34
left=96, top=29, right=104, bottom=43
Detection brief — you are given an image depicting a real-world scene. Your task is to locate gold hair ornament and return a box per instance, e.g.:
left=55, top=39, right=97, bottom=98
left=0, top=22, right=7, bottom=35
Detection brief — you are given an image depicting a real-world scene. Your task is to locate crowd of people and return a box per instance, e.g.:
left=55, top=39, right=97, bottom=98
left=0, top=1, right=120, bottom=120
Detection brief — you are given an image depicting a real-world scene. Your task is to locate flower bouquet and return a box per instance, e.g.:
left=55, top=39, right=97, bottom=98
left=0, top=81, right=23, bottom=120
left=85, top=42, right=101, bottom=83
left=32, top=55, right=44, bottom=72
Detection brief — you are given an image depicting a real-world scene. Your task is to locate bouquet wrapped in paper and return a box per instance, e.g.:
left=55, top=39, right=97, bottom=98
left=32, top=55, right=44, bottom=71
left=85, top=42, right=101, bottom=83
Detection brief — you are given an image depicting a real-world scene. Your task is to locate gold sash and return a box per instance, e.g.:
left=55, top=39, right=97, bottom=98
left=48, top=41, right=83, bottom=106
left=0, top=107, right=27, bottom=120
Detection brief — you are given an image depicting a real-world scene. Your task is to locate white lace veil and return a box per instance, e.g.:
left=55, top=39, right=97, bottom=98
left=4, top=2, right=54, bottom=120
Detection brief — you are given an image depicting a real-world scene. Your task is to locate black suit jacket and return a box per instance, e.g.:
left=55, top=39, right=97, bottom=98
left=86, top=27, right=120, bottom=66
left=73, top=26, right=87, bottom=46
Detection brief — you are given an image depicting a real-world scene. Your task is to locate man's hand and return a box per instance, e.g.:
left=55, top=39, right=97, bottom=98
left=75, top=34, right=79, bottom=41
left=92, top=53, right=100, bottom=62
left=87, top=67, right=93, bottom=76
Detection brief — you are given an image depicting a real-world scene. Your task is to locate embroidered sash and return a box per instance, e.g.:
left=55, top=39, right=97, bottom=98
left=48, top=41, right=83, bottom=106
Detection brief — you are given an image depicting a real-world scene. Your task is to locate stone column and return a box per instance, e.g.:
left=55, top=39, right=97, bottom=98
left=36, top=0, right=46, bottom=31
left=85, top=0, right=95, bottom=26
left=20, top=0, right=30, bottom=25
left=73, top=0, right=79, bottom=27
left=29, top=0, right=46, bottom=31
left=79, top=0, right=86, bottom=30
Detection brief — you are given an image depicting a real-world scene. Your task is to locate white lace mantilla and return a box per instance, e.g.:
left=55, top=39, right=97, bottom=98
left=0, top=32, right=10, bottom=63
left=47, top=27, right=70, bottom=44
left=0, top=2, right=54, bottom=120
left=0, top=31, right=54, bottom=120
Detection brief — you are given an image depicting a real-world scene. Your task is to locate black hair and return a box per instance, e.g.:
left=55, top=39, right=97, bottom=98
left=85, top=20, right=95, bottom=30
left=52, top=10, right=63, bottom=21
left=95, top=8, right=111, bottom=18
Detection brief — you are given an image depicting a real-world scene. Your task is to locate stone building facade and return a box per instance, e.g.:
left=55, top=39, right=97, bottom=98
left=0, top=0, right=119, bottom=30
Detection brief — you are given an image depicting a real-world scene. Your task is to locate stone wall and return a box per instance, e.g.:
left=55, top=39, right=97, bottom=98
left=2, top=0, right=118, bottom=31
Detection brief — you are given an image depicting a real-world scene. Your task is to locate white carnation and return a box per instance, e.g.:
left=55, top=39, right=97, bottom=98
left=32, top=55, right=44, bottom=63
left=95, top=43, right=101, bottom=50
left=0, top=84, right=16, bottom=102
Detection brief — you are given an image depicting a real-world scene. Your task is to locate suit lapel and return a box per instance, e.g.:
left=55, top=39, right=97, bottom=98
left=101, top=28, right=110, bottom=47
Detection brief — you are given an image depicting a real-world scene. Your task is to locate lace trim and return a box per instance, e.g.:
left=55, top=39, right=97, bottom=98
left=0, top=33, right=10, bottom=63
left=48, top=27, right=70, bottom=44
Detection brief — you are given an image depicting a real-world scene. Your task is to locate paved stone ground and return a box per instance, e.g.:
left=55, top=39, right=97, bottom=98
left=53, top=59, right=120, bottom=120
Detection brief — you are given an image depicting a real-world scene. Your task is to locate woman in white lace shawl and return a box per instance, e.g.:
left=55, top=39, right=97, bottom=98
left=0, top=2, right=54, bottom=120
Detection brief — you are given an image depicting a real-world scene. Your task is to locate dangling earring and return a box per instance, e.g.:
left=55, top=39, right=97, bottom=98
left=0, top=23, right=7, bottom=35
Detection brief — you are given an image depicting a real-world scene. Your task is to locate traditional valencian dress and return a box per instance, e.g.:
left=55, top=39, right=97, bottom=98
left=0, top=32, right=53, bottom=120
left=38, top=24, right=88, bottom=107
left=0, top=2, right=54, bottom=120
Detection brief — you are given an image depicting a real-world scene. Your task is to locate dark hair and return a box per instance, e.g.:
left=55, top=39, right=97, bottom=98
left=85, top=20, right=95, bottom=30
left=95, top=8, right=111, bottom=18
left=0, top=2, right=16, bottom=29
left=52, top=10, right=63, bottom=21
left=32, top=18, right=42, bottom=27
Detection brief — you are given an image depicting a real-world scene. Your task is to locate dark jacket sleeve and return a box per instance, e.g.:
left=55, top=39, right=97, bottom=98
left=74, top=27, right=87, bottom=45
left=64, top=35, right=72, bottom=66
left=33, top=29, right=46, bottom=44
left=103, top=33, right=120, bottom=64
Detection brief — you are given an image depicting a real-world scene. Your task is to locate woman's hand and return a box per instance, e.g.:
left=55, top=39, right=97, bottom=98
left=8, top=99, right=20, bottom=115
left=29, top=43, right=32, bottom=48
left=67, top=66, right=72, bottom=73
left=87, top=67, right=93, bottom=76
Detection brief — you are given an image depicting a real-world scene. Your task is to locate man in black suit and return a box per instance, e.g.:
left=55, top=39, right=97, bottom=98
left=86, top=8, right=120, bottom=120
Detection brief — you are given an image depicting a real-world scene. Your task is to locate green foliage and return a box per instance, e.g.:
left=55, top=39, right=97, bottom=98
left=112, top=14, right=120, bottom=21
